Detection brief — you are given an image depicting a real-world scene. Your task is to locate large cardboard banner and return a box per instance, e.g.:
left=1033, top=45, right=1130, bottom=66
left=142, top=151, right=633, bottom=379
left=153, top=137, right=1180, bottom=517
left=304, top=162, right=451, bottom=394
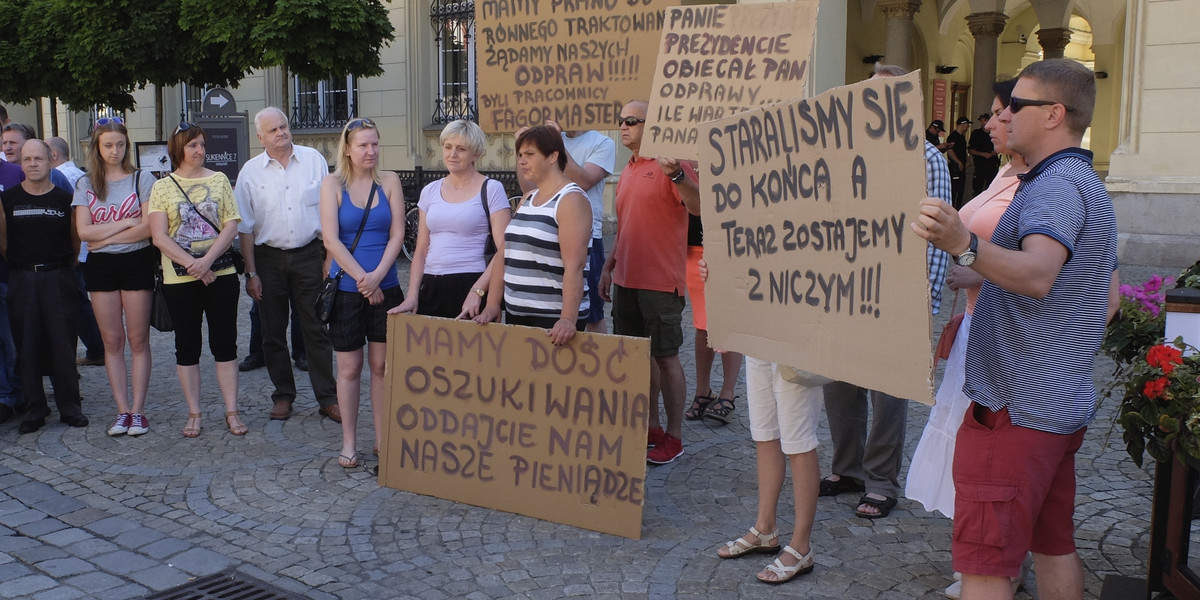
left=476, top=0, right=678, bottom=133
left=701, top=72, right=936, bottom=403
left=380, top=314, right=652, bottom=538
left=641, top=1, right=819, bottom=160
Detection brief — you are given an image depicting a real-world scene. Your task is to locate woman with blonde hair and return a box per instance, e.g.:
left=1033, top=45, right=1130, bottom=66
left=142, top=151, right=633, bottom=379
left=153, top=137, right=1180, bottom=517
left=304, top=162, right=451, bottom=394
left=320, top=118, right=405, bottom=468
left=148, top=123, right=245, bottom=438
left=72, top=117, right=156, bottom=436
left=391, top=120, right=509, bottom=319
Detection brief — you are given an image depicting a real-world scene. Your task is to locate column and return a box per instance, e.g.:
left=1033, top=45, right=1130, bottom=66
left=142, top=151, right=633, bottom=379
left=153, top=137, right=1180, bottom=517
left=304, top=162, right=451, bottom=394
left=966, top=12, right=1007, bottom=120
left=1036, top=27, right=1073, bottom=59
left=878, top=0, right=922, bottom=71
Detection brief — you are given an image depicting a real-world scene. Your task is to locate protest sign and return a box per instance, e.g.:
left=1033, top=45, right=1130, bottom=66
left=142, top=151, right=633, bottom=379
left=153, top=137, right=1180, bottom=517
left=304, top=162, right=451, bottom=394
left=380, top=314, right=652, bottom=538
left=475, top=0, right=677, bottom=133
left=701, top=72, right=936, bottom=403
left=641, top=1, right=818, bottom=160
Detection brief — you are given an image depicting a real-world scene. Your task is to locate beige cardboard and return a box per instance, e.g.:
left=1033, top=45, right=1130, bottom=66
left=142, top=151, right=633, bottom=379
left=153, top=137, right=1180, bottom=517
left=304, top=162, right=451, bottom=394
left=380, top=314, right=652, bottom=538
left=475, top=0, right=679, bottom=133
left=701, top=72, right=936, bottom=404
left=641, top=1, right=818, bottom=160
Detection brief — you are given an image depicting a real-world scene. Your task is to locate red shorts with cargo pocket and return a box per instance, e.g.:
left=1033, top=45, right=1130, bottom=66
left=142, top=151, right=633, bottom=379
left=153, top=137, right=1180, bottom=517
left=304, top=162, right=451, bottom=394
left=951, top=403, right=1086, bottom=578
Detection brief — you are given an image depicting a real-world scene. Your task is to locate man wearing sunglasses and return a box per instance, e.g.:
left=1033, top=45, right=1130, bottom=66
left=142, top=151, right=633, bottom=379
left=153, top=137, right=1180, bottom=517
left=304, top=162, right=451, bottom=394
left=234, top=107, right=340, bottom=423
left=914, top=59, right=1118, bottom=600
left=599, top=100, right=700, bottom=465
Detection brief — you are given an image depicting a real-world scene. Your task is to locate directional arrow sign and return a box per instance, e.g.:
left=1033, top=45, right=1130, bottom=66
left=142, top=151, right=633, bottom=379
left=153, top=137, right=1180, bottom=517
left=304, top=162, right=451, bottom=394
left=201, top=88, right=236, bottom=115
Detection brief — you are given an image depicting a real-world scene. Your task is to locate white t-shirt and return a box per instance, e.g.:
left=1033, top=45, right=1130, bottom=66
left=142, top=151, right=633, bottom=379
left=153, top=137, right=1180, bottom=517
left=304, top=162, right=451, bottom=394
left=417, top=178, right=510, bottom=275
left=561, top=131, right=616, bottom=239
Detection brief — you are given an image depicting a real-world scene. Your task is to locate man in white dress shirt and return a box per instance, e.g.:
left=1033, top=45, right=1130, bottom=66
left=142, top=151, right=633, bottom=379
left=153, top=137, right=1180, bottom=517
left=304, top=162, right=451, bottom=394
left=235, top=107, right=340, bottom=422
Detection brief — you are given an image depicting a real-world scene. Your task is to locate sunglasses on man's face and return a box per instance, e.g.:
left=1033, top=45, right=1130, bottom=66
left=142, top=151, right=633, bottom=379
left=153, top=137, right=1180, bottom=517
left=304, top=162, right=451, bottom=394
left=1008, top=96, right=1077, bottom=114
left=617, top=116, right=645, bottom=128
left=95, top=117, right=124, bottom=126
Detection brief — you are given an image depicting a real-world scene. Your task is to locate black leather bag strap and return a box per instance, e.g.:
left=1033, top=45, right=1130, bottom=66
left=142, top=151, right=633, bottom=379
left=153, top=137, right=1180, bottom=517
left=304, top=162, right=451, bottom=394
left=333, top=181, right=378, bottom=277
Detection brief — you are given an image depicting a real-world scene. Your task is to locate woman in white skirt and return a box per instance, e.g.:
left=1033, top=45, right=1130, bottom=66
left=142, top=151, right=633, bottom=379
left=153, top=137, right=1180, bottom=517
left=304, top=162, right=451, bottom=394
left=904, top=80, right=1032, bottom=598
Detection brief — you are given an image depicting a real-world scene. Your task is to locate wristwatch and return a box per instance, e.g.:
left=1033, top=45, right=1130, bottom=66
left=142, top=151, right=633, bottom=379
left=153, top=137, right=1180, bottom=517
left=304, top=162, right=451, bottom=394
left=670, top=169, right=686, bottom=184
left=472, top=288, right=486, bottom=298
left=953, top=233, right=978, bottom=267
left=244, top=272, right=257, bottom=280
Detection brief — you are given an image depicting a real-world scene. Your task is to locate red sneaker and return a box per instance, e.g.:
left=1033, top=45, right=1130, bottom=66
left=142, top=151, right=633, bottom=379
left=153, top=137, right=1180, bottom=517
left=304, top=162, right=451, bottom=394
left=646, top=434, right=683, bottom=465
left=647, top=426, right=666, bottom=448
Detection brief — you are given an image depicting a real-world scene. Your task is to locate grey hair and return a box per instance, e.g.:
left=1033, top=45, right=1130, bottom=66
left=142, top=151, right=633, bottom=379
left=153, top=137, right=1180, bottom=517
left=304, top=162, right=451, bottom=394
left=48, top=137, right=71, bottom=159
left=253, top=106, right=289, bottom=134
left=438, top=120, right=487, bottom=158
left=873, top=63, right=908, bottom=77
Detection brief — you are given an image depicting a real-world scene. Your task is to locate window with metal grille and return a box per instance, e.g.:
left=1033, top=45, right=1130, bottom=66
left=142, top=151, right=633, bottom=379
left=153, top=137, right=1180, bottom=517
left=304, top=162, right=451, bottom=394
left=88, top=105, right=125, bottom=134
left=431, top=0, right=476, bottom=124
left=291, top=75, right=358, bottom=130
left=179, top=83, right=209, bottom=122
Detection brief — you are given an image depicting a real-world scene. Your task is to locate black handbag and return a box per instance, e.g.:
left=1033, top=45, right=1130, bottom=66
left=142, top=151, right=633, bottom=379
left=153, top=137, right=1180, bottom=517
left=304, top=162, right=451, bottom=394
left=150, top=269, right=173, bottom=332
left=316, top=182, right=378, bottom=323
left=167, top=175, right=243, bottom=276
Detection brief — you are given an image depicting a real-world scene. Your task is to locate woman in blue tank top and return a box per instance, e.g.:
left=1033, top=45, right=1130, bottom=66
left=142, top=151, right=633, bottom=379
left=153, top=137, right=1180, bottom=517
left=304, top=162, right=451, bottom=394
left=319, top=118, right=406, bottom=469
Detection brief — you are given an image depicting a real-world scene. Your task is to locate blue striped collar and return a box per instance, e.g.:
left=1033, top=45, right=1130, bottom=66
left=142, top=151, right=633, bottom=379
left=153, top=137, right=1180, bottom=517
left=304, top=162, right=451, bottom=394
left=1018, top=147, right=1094, bottom=182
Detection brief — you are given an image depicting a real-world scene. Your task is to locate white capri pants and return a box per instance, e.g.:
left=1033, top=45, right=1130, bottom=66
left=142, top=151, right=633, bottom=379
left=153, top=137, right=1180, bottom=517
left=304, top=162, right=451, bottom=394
left=745, top=356, right=825, bottom=455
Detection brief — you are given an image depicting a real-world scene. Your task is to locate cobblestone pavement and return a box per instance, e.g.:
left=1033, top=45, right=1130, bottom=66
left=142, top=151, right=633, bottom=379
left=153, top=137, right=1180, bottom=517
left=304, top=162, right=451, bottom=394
left=0, top=260, right=1178, bottom=599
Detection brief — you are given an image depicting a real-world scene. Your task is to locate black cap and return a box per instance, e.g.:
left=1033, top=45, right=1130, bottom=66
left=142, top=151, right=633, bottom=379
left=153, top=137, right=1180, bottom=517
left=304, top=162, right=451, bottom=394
left=956, top=116, right=972, bottom=125
left=930, top=120, right=945, bottom=132
left=978, top=113, right=990, bottom=121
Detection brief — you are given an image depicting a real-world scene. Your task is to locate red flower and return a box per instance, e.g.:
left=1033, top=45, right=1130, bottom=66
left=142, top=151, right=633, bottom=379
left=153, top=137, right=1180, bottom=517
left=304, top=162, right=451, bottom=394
left=1144, top=377, right=1170, bottom=400
left=1148, top=345, right=1184, bottom=375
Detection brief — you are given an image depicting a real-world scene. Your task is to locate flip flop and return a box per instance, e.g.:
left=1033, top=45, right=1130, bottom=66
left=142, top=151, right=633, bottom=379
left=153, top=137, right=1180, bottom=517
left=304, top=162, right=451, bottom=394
left=818, top=477, right=864, bottom=497
left=854, top=494, right=898, bottom=519
left=338, top=453, right=359, bottom=469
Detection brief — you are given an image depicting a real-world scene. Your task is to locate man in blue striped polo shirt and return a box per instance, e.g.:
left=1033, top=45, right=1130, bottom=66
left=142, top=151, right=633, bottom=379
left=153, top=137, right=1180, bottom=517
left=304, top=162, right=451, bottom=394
left=913, top=58, right=1119, bottom=600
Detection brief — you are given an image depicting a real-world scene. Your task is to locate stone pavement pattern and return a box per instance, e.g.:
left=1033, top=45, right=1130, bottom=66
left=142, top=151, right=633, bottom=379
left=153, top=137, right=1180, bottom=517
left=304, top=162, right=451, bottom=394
left=0, top=261, right=1172, bottom=599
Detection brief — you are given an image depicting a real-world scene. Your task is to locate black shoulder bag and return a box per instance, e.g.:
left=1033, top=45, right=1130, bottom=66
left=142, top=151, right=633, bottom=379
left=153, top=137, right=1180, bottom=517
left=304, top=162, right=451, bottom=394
left=140, top=171, right=172, bottom=332
left=315, top=182, right=378, bottom=323
left=479, top=178, right=498, bottom=264
left=167, top=175, right=242, bottom=276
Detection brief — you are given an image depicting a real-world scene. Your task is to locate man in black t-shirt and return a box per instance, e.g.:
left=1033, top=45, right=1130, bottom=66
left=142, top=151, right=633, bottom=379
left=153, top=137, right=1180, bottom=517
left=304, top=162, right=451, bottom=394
left=0, top=139, right=86, bottom=434
left=968, top=112, right=1000, bottom=195
left=946, top=117, right=970, bottom=208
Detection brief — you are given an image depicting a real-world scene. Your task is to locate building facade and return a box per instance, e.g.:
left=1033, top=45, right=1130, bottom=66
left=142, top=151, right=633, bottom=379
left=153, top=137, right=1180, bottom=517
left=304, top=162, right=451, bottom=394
left=6, top=0, right=1196, bottom=265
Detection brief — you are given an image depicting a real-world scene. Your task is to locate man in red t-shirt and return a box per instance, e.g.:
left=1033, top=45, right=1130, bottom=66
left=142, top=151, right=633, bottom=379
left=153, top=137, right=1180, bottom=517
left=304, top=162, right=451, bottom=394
left=599, top=100, right=700, bottom=465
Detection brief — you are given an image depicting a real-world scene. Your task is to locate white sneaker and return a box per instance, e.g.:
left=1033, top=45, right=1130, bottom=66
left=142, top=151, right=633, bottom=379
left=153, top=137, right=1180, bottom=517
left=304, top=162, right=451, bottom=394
left=107, top=413, right=131, bottom=436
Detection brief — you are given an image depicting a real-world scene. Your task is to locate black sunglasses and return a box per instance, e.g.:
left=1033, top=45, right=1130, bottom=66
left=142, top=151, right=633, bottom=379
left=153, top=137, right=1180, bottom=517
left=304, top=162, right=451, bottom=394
left=1009, top=96, right=1077, bottom=114
left=95, top=117, right=125, bottom=126
left=174, top=122, right=195, bottom=135
left=617, top=116, right=645, bottom=127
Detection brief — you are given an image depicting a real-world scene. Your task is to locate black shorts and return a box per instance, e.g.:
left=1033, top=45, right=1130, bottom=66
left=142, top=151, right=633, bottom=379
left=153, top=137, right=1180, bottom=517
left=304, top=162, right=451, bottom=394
left=417, top=272, right=483, bottom=319
left=328, top=286, right=405, bottom=352
left=84, top=246, right=156, bottom=292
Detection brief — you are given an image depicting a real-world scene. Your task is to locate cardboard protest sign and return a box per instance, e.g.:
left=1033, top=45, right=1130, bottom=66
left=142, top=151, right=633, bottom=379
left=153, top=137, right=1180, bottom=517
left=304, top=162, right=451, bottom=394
left=701, top=72, right=936, bottom=403
left=641, top=1, right=818, bottom=160
left=475, top=0, right=678, bottom=132
left=380, top=314, right=652, bottom=538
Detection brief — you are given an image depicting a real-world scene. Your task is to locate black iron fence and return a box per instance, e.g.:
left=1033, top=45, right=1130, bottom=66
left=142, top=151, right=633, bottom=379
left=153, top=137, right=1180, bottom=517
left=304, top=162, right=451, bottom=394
left=392, top=168, right=521, bottom=203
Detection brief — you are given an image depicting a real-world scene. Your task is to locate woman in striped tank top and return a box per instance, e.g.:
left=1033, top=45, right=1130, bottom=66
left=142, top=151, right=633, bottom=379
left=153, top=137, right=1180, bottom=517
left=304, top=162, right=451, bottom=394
left=483, top=126, right=591, bottom=346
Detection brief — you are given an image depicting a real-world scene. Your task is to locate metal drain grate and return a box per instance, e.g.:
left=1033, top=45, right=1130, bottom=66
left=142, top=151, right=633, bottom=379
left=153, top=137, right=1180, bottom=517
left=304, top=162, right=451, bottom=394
left=142, top=570, right=307, bottom=600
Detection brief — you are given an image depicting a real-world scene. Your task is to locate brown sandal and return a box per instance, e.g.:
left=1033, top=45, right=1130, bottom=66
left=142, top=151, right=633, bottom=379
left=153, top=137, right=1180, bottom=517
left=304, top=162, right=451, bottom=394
left=225, top=411, right=248, bottom=436
left=182, top=413, right=202, bottom=438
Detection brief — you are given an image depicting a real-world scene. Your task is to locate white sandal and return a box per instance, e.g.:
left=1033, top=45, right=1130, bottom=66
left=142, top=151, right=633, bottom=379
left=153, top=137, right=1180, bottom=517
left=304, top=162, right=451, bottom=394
left=717, top=526, right=780, bottom=558
left=757, top=545, right=814, bottom=584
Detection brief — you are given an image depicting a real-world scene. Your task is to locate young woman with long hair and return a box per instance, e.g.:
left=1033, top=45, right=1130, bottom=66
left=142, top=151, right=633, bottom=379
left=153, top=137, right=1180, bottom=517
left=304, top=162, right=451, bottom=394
left=319, top=118, right=405, bottom=468
left=72, top=118, right=156, bottom=436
